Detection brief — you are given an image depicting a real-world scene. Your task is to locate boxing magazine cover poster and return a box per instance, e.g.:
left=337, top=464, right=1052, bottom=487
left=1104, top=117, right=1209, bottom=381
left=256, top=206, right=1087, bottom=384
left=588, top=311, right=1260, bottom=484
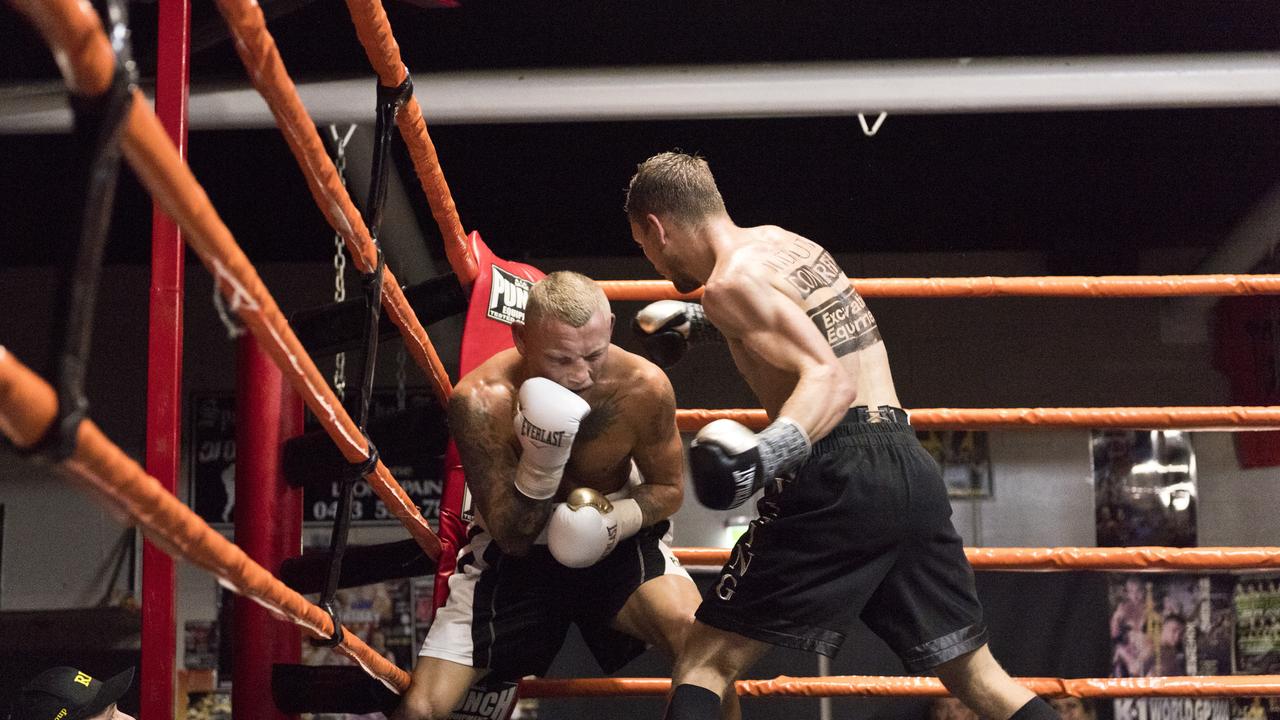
left=188, top=391, right=442, bottom=527
left=1233, top=576, right=1280, bottom=720
left=1108, top=574, right=1253, bottom=720
left=1092, top=430, right=1197, bottom=548
left=1111, top=573, right=1280, bottom=720
left=1235, top=575, right=1280, bottom=674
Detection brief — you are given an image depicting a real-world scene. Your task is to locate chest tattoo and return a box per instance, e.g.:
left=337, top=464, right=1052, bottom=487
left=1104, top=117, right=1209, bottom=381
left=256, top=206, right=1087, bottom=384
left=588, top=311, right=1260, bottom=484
left=576, top=393, right=621, bottom=443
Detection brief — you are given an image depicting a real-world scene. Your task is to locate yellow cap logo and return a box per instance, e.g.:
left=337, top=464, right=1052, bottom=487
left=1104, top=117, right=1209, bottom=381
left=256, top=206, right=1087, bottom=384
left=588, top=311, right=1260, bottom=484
left=73, top=672, right=92, bottom=687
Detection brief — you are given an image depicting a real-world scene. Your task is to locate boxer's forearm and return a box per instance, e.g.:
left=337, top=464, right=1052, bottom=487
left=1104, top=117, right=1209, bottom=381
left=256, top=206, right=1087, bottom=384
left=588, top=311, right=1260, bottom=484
left=629, top=482, right=682, bottom=526
left=484, top=491, right=554, bottom=556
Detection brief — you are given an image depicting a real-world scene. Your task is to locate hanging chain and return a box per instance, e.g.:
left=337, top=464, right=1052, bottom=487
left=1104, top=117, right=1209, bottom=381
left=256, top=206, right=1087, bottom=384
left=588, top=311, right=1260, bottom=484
left=329, top=124, right=357, bottom=400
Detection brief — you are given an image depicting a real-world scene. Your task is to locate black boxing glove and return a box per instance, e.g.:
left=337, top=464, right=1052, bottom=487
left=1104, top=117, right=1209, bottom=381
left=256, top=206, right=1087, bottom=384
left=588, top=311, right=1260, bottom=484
left=631, top=300, right=722, bottom=368
left=688, top=417, right=812, bottom=510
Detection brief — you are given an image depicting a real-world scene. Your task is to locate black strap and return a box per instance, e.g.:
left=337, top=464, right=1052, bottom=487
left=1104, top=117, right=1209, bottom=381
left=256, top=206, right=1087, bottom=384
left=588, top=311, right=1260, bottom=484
left=365, top=73, right=413, bottom=240
left=310, top=73, right=412, bottom=640
left=310, top=600, right=346, bottom=648
left=6, top=4, right=135, bottom=462
left=309, top=433, right=380, bottom=649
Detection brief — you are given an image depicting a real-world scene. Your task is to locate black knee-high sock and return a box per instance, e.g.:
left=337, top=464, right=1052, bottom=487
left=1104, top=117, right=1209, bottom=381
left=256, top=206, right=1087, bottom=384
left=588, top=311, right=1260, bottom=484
left=1010, top=696, right=1059, bottom=720
left=663, top=684, right=722, bottom=720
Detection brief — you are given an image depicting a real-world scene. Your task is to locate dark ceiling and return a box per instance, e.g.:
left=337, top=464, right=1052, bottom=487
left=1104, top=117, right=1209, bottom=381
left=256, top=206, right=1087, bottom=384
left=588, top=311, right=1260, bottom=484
left=2, top=1, right=1278, bottom=273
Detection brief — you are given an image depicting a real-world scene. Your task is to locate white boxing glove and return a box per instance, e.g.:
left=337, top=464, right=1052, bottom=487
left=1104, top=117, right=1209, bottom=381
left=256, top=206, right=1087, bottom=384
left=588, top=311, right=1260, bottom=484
left=548, top=488, right=643, bottom=568
left=512, top=377, right=591, bottom=500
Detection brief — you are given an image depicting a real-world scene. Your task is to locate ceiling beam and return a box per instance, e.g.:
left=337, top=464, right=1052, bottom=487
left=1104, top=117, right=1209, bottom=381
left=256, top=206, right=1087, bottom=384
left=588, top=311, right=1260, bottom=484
left=2, top=53, right=1278, bottom=133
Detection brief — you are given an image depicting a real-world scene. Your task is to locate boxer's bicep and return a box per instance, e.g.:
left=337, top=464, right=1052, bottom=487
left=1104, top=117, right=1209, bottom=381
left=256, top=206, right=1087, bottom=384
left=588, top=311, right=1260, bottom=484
left=628, top=367, right=684, bottom=523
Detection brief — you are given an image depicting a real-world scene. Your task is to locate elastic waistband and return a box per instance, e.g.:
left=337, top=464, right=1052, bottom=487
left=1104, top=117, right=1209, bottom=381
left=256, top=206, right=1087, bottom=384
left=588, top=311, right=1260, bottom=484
left=811, top=406, right=914, bottom=457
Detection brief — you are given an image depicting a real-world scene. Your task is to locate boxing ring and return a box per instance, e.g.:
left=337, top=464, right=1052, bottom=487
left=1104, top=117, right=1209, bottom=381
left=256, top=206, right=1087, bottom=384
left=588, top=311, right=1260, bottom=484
left=6, top=0, right=1280, bottom=716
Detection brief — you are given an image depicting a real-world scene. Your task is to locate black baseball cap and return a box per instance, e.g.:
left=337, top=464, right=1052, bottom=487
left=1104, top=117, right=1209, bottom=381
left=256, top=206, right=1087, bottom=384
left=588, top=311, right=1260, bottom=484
left=8, top=666, right=134, bottom=720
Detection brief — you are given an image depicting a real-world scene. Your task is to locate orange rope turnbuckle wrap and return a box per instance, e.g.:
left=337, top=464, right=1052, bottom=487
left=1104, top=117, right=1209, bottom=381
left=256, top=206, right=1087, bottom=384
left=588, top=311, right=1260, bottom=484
left=520, top=675, right=1280, bottom=699
left=0, top=347, right=411, bottom=691
left=213, top=0, right=454, bottom=406
left=343, top=0, right=479, bottom=285
left=10, top=0, right=441, bottom=561
left=599, top=274, right=1280, bottom=301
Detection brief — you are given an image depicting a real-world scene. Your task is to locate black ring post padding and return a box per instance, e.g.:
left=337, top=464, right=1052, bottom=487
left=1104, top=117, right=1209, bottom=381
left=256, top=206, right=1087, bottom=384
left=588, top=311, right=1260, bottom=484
left=287, top=272, right=467, bottom=359
left=308, top=600, right=346, bottom=648
left=4, top=58, right=134, bottom=463
left=279, top=538, right=438, bottom=595
left=281, top=403, right=447, bottom=490
left=272, top=663, right=400, bottom=714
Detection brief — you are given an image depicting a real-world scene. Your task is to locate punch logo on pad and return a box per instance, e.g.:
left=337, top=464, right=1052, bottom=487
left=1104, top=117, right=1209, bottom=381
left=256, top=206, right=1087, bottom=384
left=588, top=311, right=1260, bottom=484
left=486, top=265, right=532, bottom=325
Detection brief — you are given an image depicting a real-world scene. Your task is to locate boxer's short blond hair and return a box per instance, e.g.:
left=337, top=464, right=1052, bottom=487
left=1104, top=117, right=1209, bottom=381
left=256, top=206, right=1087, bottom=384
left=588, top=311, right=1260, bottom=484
left=525, top=271, right=609, bottom=328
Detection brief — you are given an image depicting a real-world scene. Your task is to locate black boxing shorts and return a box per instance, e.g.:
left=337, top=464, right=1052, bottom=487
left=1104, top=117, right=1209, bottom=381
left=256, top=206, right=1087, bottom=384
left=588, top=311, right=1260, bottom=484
left=420, top=519, right=689, bottom=680
left=696, top=408, right=989, bottom=671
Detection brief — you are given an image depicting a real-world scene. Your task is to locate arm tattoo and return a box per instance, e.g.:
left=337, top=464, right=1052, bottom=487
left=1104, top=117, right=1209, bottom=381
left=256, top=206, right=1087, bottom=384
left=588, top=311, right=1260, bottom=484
left=448, top=392, right=551, bottom=553
left=627, top=382, right=682, bottom=526
left=632, top=492, right=665, bottom=526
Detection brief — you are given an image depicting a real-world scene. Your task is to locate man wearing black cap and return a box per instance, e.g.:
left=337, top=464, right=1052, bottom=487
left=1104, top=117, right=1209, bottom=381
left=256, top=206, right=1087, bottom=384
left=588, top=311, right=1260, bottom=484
left=7, top=667, right=135, bottom=720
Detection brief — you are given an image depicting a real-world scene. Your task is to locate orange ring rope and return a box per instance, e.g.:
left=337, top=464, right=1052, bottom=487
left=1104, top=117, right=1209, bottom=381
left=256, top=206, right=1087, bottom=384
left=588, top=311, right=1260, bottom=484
left=11, top=0, right=440, bottom=560
left=342, top=0, right=479, bottom=285
left=2, top=346, right=1274, bottom=701
left=675, top=546, right=1280, bottom=571
left=0, top=347, right=411, bottom=692
left=677, top=406, right=1280, bottom=433
left=600, top=274, right=1280, bottom=301
left=213, top=0, right=453, bottom=406
left=520, top=675, right=1280, bottom=699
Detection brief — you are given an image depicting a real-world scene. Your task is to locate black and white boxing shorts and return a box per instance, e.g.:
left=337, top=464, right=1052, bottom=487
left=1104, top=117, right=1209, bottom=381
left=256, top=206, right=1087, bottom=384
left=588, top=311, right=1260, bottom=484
left=419, top=519, right=690, bottom=680
left=696, top=406, right=989, bottom=671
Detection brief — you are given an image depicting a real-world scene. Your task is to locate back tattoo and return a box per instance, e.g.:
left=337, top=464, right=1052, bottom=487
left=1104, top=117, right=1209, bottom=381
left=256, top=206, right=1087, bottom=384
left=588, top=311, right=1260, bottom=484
left=764, top=236, right=881, bottom=357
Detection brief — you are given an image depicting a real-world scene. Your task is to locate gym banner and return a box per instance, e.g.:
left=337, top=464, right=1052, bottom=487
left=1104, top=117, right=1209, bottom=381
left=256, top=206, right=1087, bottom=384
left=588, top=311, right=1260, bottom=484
left=188, top=390, right=442, bottom=527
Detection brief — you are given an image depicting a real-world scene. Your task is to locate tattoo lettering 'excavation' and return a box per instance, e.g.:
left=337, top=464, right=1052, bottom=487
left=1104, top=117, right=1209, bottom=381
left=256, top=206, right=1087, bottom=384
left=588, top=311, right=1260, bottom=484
left=806, top=288, right=881, bottom=357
